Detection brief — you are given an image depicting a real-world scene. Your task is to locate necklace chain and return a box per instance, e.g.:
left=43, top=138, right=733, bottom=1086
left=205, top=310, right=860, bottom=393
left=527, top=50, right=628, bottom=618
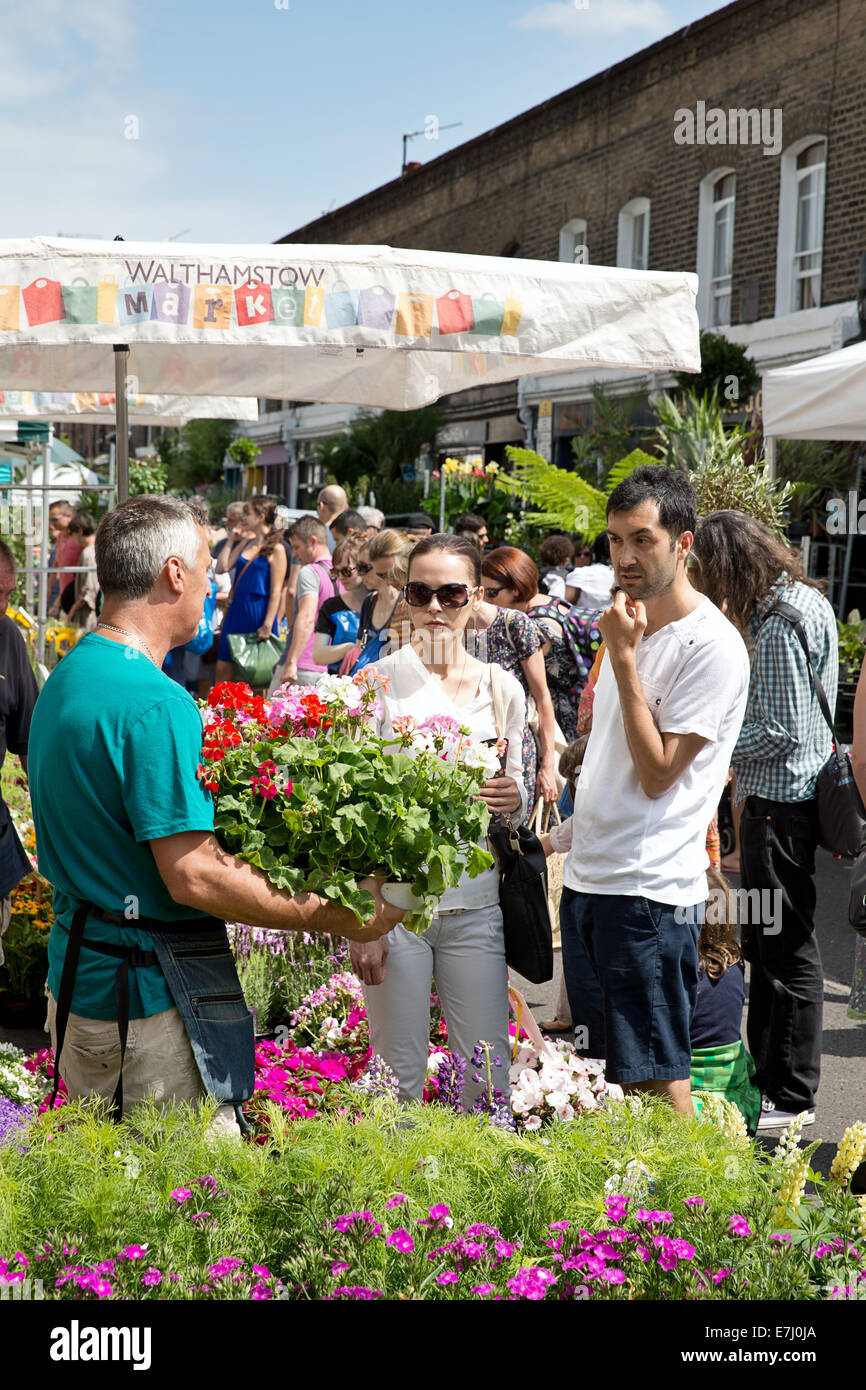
left=96, top=623, right=158, bottom=667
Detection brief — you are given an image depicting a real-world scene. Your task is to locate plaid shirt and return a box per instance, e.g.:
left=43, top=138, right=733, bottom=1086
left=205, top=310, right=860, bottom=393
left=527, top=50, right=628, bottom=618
left=732, top=576, right=838, bottom=805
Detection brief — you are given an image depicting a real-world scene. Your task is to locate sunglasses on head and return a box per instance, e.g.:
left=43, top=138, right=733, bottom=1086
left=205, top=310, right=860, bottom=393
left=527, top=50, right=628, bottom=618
left=404, top=582, right=479, bottom=609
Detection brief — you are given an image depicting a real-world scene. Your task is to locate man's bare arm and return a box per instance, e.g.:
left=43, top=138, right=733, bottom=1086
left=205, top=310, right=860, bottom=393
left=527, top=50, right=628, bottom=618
left=149, top=830, right=400, bottom=942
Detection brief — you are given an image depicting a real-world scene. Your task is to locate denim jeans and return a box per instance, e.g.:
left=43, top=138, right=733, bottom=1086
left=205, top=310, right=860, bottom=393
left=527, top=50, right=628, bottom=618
left=150, top=924, right=255, bottom=1119
left=559, top=886, right=606, bottom=1057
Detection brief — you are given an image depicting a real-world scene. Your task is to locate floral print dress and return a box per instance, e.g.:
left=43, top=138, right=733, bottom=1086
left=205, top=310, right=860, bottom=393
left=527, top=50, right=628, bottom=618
left=479, top=607, right=542, bottom=805
left=528, top=603, right=603, bottom=742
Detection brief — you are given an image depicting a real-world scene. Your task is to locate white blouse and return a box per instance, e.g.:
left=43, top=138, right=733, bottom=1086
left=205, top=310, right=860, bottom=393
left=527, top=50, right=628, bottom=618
left=375, top=644, right=528, bottom=910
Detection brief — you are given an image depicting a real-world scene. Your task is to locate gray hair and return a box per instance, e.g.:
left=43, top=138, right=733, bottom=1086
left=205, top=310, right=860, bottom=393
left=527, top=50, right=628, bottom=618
left=95, top=496, right=204, bottom=600
left=358, top=506, right=384, bottom=530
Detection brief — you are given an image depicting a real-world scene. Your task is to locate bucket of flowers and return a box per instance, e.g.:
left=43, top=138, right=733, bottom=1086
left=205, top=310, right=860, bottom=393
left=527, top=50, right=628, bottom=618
left=0, top=870, right=53, bottom=1028
left=199, top=672, right=502, bottom=931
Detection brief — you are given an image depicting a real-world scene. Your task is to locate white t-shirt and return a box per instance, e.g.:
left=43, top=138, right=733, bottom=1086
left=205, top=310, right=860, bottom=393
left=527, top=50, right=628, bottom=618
left=565, top=596, right=749, bottom=906
left=376, top=644, right=527, bottom=910
left=565, top=562, right=615, bottom=611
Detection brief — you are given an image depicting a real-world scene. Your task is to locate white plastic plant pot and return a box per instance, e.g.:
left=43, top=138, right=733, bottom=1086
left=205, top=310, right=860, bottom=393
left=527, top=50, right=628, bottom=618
left=380, top=881, right=426, bottom=913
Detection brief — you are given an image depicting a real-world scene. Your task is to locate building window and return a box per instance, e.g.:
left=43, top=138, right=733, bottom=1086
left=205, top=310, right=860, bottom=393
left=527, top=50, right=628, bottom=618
left=793, top=143, right=825, bottom=310
left=696, top=170, right=735, bottom=327
left=559, top=218, right=589, bottom=265
left=775, top=136, right=827, bottom=315
left=617, top=198, right=650, bottom=270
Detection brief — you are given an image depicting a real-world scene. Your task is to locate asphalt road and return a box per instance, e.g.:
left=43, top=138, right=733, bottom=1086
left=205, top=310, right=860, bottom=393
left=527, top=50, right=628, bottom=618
left=513, top=846, right=866, bottom=1173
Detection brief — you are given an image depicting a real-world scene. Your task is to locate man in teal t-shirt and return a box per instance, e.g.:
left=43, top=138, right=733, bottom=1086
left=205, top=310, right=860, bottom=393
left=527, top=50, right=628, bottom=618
left=28, top=496, right=398, bottom=1124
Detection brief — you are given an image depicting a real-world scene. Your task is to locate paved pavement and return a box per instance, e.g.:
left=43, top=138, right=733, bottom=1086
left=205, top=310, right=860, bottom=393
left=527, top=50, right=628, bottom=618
left=3, top=851, right=863, bottom=1174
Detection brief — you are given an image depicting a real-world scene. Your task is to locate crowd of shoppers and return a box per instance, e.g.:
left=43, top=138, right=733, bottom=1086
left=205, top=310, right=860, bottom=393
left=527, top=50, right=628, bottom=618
left=35, top=469, right=835, bottom=1128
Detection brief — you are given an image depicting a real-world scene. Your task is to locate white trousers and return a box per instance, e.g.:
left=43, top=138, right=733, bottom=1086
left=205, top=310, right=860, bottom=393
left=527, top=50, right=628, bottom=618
left=362, top=903, right=511, bottom=1108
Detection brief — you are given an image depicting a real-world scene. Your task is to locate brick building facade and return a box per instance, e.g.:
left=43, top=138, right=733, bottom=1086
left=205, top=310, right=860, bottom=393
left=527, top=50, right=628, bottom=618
left=263, top=0, right=865, bottom=488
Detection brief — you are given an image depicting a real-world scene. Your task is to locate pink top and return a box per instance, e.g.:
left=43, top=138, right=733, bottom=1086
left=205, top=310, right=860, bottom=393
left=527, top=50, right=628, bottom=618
left=55, top=532, right=80, bottom=597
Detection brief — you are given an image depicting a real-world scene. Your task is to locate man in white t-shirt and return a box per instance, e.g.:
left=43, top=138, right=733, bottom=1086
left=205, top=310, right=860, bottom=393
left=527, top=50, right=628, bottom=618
left=545, top=467, right=749, bottom=1115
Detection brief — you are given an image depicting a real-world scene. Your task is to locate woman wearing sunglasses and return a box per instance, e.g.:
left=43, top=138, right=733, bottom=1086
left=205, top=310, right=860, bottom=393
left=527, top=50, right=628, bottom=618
left=470, top=553, right=559, bottom=808
left=352, top=528, right=413, bottom=669
left=351, top=534, right=527, bottom=1110
left=311, top=534, right=368, bottom=673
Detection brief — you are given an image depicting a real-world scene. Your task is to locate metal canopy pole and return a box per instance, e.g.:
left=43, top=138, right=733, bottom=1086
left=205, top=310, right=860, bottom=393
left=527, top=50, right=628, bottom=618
left=23, top=449, right=34, bottom=611
left=114, top=345, right=130, bottom=503
left=37, top=426, right=53, bottom=666
left=439, top=464, right=446, bottom=533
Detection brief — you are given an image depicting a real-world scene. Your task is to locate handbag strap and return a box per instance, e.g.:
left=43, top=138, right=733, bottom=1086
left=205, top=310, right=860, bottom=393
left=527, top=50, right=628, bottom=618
left=222, top=553, right=257, bottom=624
left=764, top=600, right=842, bottom=768
left=489, top=660, right=506, bottom=740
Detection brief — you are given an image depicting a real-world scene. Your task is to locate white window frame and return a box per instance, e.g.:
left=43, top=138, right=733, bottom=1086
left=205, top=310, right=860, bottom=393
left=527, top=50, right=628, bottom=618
left=775, top=135, right=827, bottom=316
left=617, top=198, right=650, bottom=270
left=558, top=217, right=589, bottom=265
left=696, top=168, right=736, bottom=328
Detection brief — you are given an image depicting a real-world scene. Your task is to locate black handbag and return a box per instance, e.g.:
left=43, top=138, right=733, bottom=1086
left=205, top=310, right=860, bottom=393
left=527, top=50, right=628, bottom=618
left=488, top=665, right=554, bottom=983
left=765, top=601, right=865, bottom=860
left=847, top=839, right=866, bottom=940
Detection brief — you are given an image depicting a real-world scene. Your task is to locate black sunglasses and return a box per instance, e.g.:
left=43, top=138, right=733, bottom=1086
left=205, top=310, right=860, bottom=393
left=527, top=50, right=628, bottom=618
left=355, top=561, right=373, bottom=575
left=404, top=582, right=479, bottom=609
left=335, top=565, right=358, bottom=579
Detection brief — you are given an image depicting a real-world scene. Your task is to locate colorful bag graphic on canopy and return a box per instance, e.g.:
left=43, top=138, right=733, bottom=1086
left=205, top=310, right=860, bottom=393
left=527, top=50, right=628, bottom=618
left=234, top=282, right=274, bottom=327
left=324, top=280, right=358, bottom=328
left=151, top=282, right=191, bottom=325
left=357, top=285, right=395, bottom=329
left=470, top=293, right=504, bottom=335
left=501, top=294, right=523, bottom=336
left=118, top=283, right=154, bottom=324
left=436, top=289, right=474, bottom=335
left=395, top=292, right=434, bottom=337
left=0, top=286, right=20, bottom=331
left=22, top=278, right=65, bottom=326
left=97, top=275, right=119, bottom=324
left=61, top=279, right=99, bottom=325
left=193, top=285, right=232, bottom=330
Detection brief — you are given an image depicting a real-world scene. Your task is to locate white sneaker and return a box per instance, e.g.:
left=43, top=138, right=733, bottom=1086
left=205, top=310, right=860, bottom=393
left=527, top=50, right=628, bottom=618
left=756, top=1098, right=816, bottom=1131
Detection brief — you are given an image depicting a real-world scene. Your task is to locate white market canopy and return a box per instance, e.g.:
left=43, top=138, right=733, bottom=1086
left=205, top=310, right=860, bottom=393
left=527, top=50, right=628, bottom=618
left=0, top=389, right=258, bottom=424
left=0, top=237, right=700, bottom=409
left=762, top=339, right=866, bottom=441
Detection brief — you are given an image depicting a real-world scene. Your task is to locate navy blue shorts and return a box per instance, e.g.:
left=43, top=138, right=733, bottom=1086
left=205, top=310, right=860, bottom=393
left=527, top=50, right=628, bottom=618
left=571, top=892, right=701, bottom=1084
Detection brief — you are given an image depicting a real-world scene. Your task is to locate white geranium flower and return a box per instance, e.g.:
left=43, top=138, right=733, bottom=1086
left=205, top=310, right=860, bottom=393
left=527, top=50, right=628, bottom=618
left=459, top=742, right=502, bottom=779
left=523, top=1114, right=543, bottom=1131
left=317, top=675, right=363, bottom=709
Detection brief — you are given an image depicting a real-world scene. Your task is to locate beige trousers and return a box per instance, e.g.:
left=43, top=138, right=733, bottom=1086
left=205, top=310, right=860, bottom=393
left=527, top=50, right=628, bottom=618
left=45, top=991, right=241, bottom=1135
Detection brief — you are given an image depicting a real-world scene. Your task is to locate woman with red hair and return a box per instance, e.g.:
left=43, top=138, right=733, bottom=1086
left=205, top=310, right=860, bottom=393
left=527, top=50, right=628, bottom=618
left=469, top=546, right=558, bottom=807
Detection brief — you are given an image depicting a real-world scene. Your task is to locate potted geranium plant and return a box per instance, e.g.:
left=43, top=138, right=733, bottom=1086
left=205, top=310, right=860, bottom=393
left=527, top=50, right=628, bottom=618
left=199, top=672, right=501, bottom=930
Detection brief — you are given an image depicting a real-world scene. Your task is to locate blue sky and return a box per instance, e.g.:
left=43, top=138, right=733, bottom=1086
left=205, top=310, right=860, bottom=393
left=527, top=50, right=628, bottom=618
left=1, top=0, right=727, bottom=245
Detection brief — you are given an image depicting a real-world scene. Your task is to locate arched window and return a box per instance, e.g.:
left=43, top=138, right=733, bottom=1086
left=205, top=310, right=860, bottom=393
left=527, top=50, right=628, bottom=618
left=617, top=198, right=650, bottom=271
left=696, top=169, right=735, bottom=327
left=559, top=217, right=589, bottom=265
left=775, top=137, right=826, bottom=314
